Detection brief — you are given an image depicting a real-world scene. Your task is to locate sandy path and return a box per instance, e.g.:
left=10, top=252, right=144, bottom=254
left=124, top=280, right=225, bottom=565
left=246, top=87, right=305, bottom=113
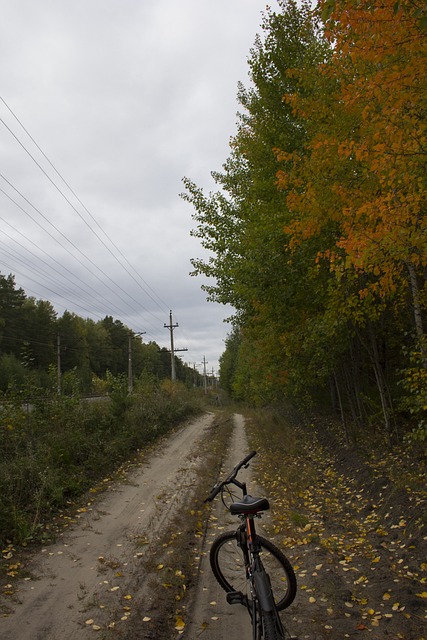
left=185, top=413, right=268, bottom=640
left=0, top=413, right=215, bottom=640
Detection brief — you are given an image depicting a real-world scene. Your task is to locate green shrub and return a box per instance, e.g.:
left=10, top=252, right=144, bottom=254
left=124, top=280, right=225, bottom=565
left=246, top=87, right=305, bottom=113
left=0, top=377, right=202, bottom=546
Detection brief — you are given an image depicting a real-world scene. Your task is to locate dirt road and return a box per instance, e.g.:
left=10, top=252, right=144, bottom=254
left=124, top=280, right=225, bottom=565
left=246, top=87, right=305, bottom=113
left=0, top=413, right=221, bottom=640
left=0, top=413, right=266, bottom=640
left=185, top=413, right=254, bottom=639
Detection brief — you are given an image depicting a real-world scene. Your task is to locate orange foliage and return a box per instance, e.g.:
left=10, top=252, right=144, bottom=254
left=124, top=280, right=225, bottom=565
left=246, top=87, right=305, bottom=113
left=279, top=0, right=427, bottom=302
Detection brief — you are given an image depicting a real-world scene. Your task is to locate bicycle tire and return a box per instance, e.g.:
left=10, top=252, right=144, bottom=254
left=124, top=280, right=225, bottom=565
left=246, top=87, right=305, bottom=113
left=210, top=530, right=297, bottom=611
left=262, top=610, right=285, bottom=639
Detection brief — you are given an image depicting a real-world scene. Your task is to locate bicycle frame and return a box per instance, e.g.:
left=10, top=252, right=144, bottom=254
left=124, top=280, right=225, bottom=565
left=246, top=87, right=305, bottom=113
left=235, top=514, right=285, bottom=639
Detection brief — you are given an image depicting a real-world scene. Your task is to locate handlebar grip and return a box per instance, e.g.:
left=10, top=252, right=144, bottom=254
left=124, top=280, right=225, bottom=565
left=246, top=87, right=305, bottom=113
left=241, top=450, right=257, bottom=466
left=204, top=482, right=222, bottom=503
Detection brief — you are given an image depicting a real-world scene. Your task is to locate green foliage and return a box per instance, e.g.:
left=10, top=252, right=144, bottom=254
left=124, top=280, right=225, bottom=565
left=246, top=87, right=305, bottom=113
left=0, top=273, right=201, bottom=393
left=219, top=328, right=241, bottom=395
left=0, top=379, right=202, bottom=546
left=184, top=0, right=426, bottom=439
left=400, top=339, right=427, bottom=442
left=0, top=353, right=27, bottom=390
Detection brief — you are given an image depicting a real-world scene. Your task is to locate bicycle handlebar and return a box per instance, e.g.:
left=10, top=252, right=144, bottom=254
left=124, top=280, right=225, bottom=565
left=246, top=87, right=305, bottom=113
left=205, top=450, right=257, bottom=503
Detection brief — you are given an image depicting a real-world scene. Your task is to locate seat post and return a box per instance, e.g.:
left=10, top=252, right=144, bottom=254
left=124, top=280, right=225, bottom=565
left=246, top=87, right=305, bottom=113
left=246, top=514, right=258, bottom=548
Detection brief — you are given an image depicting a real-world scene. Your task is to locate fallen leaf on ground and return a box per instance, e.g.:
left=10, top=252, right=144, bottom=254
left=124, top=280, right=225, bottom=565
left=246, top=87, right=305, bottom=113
left=175, top=616, right=185, bottom=631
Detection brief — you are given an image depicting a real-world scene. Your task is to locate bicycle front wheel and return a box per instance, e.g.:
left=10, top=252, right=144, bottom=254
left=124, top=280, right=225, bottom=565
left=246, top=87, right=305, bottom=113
left=210, top=531, right=297, bottom=611
left=262, top=610, right=286, bottom=639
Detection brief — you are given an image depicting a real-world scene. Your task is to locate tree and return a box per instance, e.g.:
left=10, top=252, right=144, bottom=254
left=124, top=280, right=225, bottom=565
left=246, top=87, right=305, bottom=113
left=0, top=273, right=27, bottom=359
left=281, top=0, right=427, bottom=345
left=56, top=311, right=89, bottom=379
left=21, top=298, right=57, bottom=369
left=272, top=0, right=427, bottom=434
left=101, top=316, right=128, bottom=375
left=183, top=0, right=328, bottom=403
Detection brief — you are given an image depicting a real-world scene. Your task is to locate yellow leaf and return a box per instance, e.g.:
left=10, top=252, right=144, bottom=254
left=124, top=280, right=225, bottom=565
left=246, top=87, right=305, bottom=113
left=382, top=593, right=391, bottom=601
left=175, top=616, right=185, bottom=631
left=416, top=592, right=427, bottom=599
left=157, top=564, right=164, bottom=570
left=143, top=617, right=151, bottom=622
left=123, top=594, right=132, bottom=600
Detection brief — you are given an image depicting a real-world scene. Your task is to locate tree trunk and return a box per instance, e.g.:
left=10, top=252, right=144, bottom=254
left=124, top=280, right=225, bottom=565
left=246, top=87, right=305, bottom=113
left=333, top=370, right=350, bottom=445
left=368, top=327, right=398, bottom=443
left=406, top=260, right=427, bottom=366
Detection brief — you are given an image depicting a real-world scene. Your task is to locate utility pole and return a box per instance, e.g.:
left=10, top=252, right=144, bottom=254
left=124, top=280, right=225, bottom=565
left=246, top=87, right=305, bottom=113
left=191, top=362, right=200, bottom=387
left=164, top=310, right=187, bottom=381
left=189, top=362, right=201, bottom=387
left=202, top=356, right=208, bottom=394
left=128, top=331, right=146, bottom=394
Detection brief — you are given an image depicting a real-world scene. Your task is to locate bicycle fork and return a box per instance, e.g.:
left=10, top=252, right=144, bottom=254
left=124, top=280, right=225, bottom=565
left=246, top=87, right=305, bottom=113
left=245, top=517, right=285, bottom=638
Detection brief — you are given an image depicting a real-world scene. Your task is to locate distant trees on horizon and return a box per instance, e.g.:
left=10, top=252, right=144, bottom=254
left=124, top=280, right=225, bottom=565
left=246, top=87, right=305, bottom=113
left=0, top=272, right=200, bottom=393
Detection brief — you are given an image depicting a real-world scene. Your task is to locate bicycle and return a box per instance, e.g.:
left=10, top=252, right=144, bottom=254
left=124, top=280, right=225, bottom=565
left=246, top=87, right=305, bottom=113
left=205, top=450, right=298, bottom=640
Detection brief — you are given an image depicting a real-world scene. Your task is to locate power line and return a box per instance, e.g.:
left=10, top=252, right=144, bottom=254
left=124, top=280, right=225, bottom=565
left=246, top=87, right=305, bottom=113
left=0, top=177, right=168, bottom=340
left=0, top=174, right=143, bottom=317
left=0, top=220, right=133, bottom=320
left=0, top=99, right=181, bottom=349
left=0, top=96, right=171, bottom=313
left=0, top=259, right=105, bottom=319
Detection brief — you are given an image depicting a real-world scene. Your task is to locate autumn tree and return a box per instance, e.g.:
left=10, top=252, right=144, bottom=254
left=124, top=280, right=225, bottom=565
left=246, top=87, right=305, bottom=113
left=184, top=0, right=328, bottom=404
left=274, top=0, right=427, bottom=435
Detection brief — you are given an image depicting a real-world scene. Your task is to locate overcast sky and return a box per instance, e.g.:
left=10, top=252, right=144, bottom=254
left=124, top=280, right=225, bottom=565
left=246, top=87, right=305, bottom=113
left=0, top=0, right=276, bottom=375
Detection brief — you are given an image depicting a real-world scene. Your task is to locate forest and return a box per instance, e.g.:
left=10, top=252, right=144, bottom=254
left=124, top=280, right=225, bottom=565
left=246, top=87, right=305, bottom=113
left=183, top=0, right=427, bottom=444
left=0, top=272, right=202, bottom=394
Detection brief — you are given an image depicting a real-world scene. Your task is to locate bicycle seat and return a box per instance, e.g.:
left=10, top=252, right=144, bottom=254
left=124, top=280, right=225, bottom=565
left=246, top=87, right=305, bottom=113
left=230, top=495, right=270, bottom=515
